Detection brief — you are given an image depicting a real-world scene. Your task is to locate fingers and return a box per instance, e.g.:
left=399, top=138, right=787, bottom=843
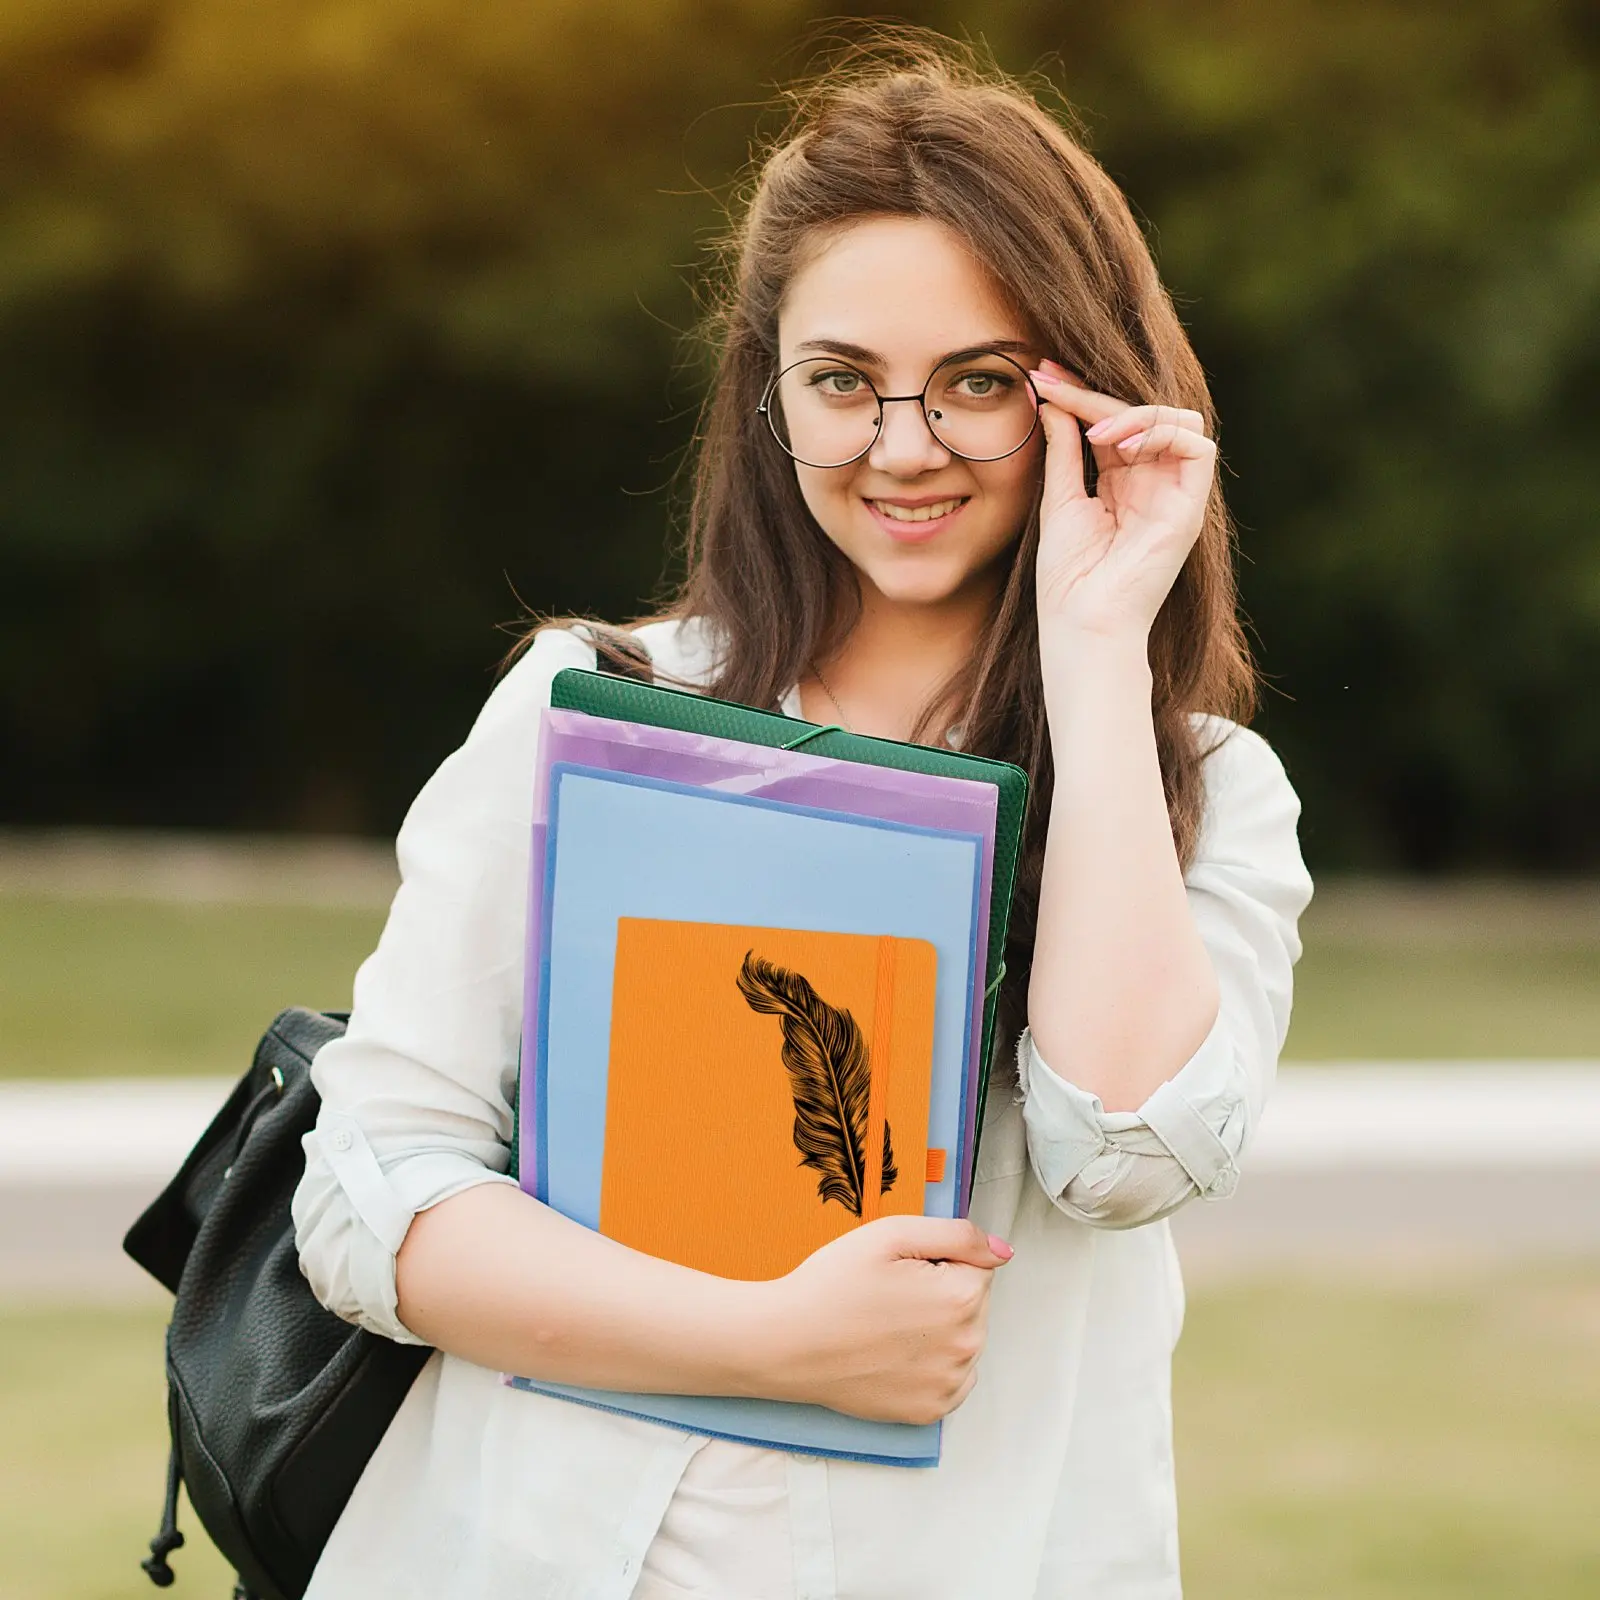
left=880, top=1215, right=1014, bottom=1269
left=1100, top=421, right=1218, bottom=465
left=1028, top=363, right=1125, bottom=428
left=1029, top=361, right=1208, bottom=449
left=949, top=1363, right=981, bottom=1412
left=1036, top=398, right=1086, bottom=503
left=1085, top=407, right=1209, bottom=449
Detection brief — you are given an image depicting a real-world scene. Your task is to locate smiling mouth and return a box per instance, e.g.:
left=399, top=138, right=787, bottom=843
left=868, top=497, right=969, bottom=523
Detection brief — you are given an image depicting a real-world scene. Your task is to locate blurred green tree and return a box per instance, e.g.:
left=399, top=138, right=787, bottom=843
left=1050, top=0, right=1600, bottom=867
left=1, top=0, right=1596, bottom=863
left=0, top=0, right=822, bottom=828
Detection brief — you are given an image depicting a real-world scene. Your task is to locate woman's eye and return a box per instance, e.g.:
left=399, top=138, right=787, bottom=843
left=954, top=372, right=1009, bottom=398
left=810, top=369, right=867, bottom=397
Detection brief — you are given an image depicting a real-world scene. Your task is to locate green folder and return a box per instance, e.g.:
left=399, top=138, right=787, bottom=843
left=546, top=666, right=1029, bottom=1187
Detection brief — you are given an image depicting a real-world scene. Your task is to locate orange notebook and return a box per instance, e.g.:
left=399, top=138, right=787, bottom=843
left=600, top=917, right=939, bottom=1280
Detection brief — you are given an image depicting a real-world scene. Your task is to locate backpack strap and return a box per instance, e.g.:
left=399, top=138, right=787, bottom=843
left=574, top=621, right=654, bottom=685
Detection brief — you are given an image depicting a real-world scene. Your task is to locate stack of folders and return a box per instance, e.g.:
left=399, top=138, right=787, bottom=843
left=507, top=668, right=1028, bottom=1467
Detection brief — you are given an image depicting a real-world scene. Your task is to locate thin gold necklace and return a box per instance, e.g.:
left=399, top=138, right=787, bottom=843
left=809, top=661, right=853, bottom=732
left=809, top=661, right=966, bottom=749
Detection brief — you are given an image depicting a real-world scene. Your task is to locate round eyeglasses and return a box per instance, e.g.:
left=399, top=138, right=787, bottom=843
left=757, top=349, right=1042, bottom=469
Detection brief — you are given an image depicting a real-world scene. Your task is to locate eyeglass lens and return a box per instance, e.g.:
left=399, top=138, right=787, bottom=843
left=765, top=352, right=1039, bottom=468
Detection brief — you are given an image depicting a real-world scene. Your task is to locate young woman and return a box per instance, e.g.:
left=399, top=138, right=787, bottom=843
left=293, top=37, right=1312, bottom=1599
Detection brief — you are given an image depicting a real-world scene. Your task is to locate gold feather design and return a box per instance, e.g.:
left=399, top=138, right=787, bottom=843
left=736, top=950, right=897, bottom=1216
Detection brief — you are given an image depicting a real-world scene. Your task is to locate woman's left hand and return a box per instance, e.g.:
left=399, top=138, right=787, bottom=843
left=1027, top=358, right=1217, bottom=641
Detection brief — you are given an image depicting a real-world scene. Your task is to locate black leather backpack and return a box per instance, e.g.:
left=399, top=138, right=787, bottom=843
left=122, top=623, right=655, bottom=1598
left=123, top=1008, right=431, bottom=1600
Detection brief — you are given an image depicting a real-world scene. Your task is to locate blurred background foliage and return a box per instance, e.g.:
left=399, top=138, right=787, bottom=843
left=1, top=0, right=1597, bottom=866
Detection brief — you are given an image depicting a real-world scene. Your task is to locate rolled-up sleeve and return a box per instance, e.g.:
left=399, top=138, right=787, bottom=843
left=1017, top=718, right=1313, bottom=1230
left=290, top=625, right=597, bottom=1341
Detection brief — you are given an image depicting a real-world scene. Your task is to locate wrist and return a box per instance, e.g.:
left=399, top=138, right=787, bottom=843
left=716, top=1275, right=805, bottom=1402
left=1038, top=624, right=1153, bottom=704
left=1038, top=608, right=1149, bottom=654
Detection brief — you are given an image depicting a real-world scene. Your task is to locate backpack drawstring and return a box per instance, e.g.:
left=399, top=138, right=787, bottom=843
left=140, top=1428, right=185, bottom=1587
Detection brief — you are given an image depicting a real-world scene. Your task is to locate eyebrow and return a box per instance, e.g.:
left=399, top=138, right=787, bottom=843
left=792, top=337, right=1034, bottom=366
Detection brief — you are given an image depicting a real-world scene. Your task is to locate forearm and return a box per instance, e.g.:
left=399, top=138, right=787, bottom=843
left=395, top=1182, right=783, bottom=1395
left=1028, top=628, right=1219, bottom=1111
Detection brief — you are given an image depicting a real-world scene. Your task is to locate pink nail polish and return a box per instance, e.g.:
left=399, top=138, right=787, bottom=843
left=1027, top=368, right=1056, bottom=386
left=1120, top=432, right=1147, bottom=452
left=1086, top=419, right=1112, bottom=440
left=987, top=1233, right=1015, bottom=1260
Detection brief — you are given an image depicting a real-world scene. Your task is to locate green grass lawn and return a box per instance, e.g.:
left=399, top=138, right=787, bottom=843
left=1284, top=940, right=1600, bottom=1059
left=3, top=1272, right=1596, bottom=1598
left=2, top=885, right=1597, bottom=1079
left=2, top=873, right=1596, bottom=1593
left=1174, top=1272, right=1600, bottom=1597
left=0, top=896, right=385, bottom=1079
left=0, top=1304, right=237, bottom=1600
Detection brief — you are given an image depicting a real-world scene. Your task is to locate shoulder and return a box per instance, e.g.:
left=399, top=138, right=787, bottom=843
left=630, top=614, right=723, bottom=687
left=1185, top=714, right=1313, bottom=916
left=494, top=614, right=720, bottom=709
left=465, top=625, right=595, bottom=748
left=1189, top=714, right=1299, bottom=835
left=390, top=617, right=712, bottom=871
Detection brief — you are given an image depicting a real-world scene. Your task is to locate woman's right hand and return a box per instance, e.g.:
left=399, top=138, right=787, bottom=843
left=756, top=1217, right=1014, bottom=1425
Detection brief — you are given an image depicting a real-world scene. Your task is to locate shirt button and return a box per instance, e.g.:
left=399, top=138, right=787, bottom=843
left=329, top=1129, right=353, bottom=1152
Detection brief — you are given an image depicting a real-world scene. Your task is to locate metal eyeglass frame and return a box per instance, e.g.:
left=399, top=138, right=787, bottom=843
left=755, top=349, right=1043, bottom=469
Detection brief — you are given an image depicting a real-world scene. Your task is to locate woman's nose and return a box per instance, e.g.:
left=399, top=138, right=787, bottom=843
left=867, top=398, right=952, bottom=476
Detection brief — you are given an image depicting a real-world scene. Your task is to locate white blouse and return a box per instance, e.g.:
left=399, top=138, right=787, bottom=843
left=292, top=615, right=1313, bottom=1599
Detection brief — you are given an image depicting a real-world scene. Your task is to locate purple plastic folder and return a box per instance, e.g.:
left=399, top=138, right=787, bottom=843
left=518, top=706, right=1000, bottom=1213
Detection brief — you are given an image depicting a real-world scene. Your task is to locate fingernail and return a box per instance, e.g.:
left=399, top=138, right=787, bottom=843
left=1119, top=432, right=1147, bottom=452
left=1085, top=418, right=1113, bottom=440
left=1041, top=357, right=1070, bottom=377
left=1027, top=368, right=1057, bottom=387
left=987, top=1233, right=1015, bottom=1261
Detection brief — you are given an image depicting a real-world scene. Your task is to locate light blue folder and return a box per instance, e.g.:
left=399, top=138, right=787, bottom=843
left=511, top=765, right=984, bottom=1465
left=533, top=766, right=983, bottom=1224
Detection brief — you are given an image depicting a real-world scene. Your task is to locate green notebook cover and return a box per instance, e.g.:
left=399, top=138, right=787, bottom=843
left=546, top=666, right=1029, bottom=1188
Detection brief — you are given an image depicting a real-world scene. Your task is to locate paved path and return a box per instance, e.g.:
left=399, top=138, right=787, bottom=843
left=0, top=827, right=397, bottom=908
left=4, top=1065, right=1599, bottom=1299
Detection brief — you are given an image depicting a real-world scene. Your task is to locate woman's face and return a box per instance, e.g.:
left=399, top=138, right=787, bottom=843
left=774, top=214, right=1044, bottom=612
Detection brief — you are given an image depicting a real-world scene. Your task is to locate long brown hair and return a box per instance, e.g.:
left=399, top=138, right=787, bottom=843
left=525, top=33, right=1256, bottom=1060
